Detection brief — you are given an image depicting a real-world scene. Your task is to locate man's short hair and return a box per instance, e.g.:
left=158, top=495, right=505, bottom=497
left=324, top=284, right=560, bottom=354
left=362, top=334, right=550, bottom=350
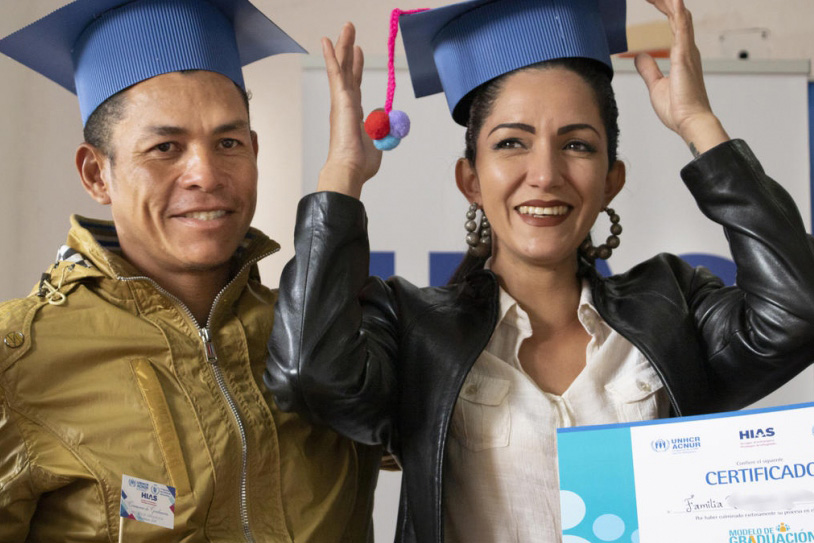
left=83, top=71, right=252, bottom=160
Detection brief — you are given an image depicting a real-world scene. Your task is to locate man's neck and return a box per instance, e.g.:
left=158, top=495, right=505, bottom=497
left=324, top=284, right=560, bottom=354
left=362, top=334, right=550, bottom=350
left=161, top=269, right=231, bottom=327
left=127, top=257, right=232, bottom=327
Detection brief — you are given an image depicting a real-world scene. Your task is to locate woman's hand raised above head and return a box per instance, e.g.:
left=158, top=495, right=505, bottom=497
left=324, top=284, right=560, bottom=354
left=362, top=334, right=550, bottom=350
left=317, top=22, right=383, bottom=199
left=634, top=0, right=729, bottom=156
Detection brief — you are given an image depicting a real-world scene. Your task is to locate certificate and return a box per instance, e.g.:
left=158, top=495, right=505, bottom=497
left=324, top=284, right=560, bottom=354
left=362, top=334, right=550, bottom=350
left=557, top=402, right=814, bottom=543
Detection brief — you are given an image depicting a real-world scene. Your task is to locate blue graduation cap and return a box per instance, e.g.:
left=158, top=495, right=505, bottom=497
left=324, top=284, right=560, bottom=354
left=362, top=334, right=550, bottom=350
left=0, top=0, right=306, bottom=125
left=399, top=0, right=627, bottom=125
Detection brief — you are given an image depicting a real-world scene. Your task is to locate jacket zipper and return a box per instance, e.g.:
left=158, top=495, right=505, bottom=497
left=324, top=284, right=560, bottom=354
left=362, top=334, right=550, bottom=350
left=199, top=327, right=255, bottom=543
left=117, top=247, right=276, bottom=542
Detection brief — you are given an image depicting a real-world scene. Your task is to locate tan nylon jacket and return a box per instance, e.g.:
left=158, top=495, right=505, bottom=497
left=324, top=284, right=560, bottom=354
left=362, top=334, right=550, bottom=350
left=0, top=215, right=380, bottom=543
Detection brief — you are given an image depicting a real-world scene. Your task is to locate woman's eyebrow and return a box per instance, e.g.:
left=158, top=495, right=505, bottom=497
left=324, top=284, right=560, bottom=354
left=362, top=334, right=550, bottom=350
left=487, top=122, right=535, bottom=136
left=558, top=123, right=600, bottom=136
left=486, top=122, right=600, bottom=137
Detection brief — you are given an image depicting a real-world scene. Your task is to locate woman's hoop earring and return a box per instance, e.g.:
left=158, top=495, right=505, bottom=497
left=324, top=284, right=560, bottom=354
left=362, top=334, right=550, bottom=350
left=579, top=207, right=622, bottom=261
left=465, top=202, right=491, bottom=257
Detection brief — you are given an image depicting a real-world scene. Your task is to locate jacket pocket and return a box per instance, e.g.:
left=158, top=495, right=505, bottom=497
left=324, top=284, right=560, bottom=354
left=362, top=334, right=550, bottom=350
left=452, top=372, right=511, bottom=452
left=605, top=363, right=666, bottom=422
left=129, top=359, right=192, bottom=494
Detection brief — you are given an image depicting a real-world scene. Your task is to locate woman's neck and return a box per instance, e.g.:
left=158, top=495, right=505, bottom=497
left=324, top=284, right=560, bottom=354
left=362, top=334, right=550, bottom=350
left=490, top=251, right=583, bottom=337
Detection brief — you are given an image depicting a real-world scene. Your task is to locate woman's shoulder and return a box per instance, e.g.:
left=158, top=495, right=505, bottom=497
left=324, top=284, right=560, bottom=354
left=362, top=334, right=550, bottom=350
left=595, top=253, right=723, bottom=293
left=366, top=268, right=498, bottom=318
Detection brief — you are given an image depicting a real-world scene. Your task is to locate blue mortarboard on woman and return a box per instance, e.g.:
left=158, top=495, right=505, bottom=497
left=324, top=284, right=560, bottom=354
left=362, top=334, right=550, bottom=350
left=266, top=1, right=814, bottom=542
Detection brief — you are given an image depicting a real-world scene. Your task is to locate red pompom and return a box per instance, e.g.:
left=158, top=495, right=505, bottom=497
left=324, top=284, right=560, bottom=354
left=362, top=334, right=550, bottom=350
left=364, top=110, right=390, bottom=140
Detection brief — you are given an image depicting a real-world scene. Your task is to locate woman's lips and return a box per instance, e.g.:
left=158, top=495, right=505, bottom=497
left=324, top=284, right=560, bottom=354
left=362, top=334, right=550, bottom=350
left=516, top=204, right=570, bottom=217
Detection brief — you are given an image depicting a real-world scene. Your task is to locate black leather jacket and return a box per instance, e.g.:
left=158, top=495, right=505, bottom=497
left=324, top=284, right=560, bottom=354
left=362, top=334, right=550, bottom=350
left=266, top=140, right=814, bottom=543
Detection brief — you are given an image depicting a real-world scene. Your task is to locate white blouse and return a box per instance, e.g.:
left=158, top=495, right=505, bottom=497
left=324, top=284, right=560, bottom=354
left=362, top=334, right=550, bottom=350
left=443, top=279, right=670, bottom=543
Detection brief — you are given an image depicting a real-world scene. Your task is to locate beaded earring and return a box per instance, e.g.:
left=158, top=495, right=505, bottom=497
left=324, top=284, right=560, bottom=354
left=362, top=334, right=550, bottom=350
left=579, top=207, right=622, bottom=261
left=465, top=202, right=492, bottom=257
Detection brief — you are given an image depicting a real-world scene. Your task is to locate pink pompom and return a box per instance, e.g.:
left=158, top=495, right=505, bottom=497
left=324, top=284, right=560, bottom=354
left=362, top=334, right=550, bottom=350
left=388, top=110, right=411, bottom=138
left=364, top=110, right=390, bottom=140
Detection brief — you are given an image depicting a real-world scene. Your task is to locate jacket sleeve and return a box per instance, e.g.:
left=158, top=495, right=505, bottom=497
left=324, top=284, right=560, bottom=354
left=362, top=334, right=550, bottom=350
left=265, top=192, right=401, bottom=453
left=681, top=139, right=814, bottom=408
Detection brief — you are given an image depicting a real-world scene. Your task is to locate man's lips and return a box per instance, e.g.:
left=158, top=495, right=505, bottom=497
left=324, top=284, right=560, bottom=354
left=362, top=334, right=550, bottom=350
left=172, top=209, right=232, bottom=221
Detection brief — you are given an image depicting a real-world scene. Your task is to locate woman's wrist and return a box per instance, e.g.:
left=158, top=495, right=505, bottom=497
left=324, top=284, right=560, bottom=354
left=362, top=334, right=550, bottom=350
left=317, top=164, right=364, bottom=199
left=678, top=113, right=730, bottom=158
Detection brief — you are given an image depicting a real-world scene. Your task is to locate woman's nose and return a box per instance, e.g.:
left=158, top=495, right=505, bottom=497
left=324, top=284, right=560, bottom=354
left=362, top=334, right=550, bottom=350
left=526, top=144, right=561, bottom=188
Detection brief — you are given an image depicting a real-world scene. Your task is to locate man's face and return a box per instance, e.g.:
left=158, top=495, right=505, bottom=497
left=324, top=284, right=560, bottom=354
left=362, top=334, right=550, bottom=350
left=98, top=70, right=258, bottom=279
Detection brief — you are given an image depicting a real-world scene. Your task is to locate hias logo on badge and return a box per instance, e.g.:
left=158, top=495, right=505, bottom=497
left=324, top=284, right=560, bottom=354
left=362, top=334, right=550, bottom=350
left=652, top=439, right=670, bottom=452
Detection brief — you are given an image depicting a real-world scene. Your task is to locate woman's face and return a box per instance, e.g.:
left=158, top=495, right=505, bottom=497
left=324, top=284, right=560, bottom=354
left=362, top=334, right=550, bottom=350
left=458, top=66, right=625, bottom=272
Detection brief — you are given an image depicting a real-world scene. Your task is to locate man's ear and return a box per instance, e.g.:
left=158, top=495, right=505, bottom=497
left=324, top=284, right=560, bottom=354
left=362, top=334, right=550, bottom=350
left=251, top=130, right=259, bottom=158
left=455, top=157, right=481, bottom=205
left=76, top=143, right=112, bottom=205
left=603, top=160, right=626, bottom=207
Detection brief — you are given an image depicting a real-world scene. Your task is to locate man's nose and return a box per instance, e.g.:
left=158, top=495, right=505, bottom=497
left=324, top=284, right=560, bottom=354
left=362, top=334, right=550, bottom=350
left=178, top=147, right=224, bottom=192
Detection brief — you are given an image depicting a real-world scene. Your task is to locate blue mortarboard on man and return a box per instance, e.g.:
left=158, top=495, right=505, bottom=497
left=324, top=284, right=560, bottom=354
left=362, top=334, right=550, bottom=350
left=0, top=0, right=305, bottom=123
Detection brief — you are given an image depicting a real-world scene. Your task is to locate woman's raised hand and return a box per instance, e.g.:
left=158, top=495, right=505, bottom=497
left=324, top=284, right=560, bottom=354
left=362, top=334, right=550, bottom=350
left=317, top=23, right=382, bottom=198
left=634, top=0, right=729, bottom=156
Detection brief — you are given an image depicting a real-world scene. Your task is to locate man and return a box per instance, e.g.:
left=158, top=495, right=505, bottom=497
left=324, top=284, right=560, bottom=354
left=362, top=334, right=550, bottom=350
left=0, top=1, right=380, bottom=541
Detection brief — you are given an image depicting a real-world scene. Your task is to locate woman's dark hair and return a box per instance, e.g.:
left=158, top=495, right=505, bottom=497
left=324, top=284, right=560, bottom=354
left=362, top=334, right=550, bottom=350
left=449, top=57, right=620, bottom=285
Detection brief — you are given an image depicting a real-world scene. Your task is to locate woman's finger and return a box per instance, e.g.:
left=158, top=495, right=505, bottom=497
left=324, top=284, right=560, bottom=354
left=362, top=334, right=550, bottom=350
left=322, top=36, right=337, bottom=74
left=353, top=44, right=364, bottom=89
left=322, top=36, right=343, bottom=105
left=634, top=53, right=664, bottom=94
left=335, top=23, right=356, bottom=78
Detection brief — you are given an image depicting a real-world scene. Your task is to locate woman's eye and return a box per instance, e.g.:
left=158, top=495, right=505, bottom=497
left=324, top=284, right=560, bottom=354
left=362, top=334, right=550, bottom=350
left=564, top=140, right=596, bottom=153
left=494, top=138, right=523, bottom=150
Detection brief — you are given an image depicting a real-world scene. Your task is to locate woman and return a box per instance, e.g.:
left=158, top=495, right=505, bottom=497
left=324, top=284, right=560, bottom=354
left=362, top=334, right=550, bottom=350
left=266, top=0, right=814, bottom=541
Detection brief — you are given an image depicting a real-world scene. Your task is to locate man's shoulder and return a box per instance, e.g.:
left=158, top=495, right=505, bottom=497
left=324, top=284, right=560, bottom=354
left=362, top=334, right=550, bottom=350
left=0, top=279, right=104, bottom=375
left=0, top=294, right=47, bottom=374
left=0, top=294, right=42, bottom=327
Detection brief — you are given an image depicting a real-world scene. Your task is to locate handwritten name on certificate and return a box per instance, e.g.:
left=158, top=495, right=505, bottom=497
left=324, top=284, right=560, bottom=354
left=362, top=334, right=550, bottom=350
left=557, top=402, right=814, bottom=543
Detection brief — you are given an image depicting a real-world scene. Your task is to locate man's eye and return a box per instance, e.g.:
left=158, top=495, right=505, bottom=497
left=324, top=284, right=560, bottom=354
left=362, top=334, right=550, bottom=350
left=221, top=138, right=240, bottom=149
left=154, top=142, right=174, bottom=153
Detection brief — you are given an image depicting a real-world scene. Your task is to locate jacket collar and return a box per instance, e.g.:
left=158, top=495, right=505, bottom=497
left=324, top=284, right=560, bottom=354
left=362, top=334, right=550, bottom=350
left=46, top=214, right=279, bottom=288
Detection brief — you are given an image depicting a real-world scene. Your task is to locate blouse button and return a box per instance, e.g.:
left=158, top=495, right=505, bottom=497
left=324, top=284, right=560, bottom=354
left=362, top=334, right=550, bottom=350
left=636, top=380, right=652, bottom=392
